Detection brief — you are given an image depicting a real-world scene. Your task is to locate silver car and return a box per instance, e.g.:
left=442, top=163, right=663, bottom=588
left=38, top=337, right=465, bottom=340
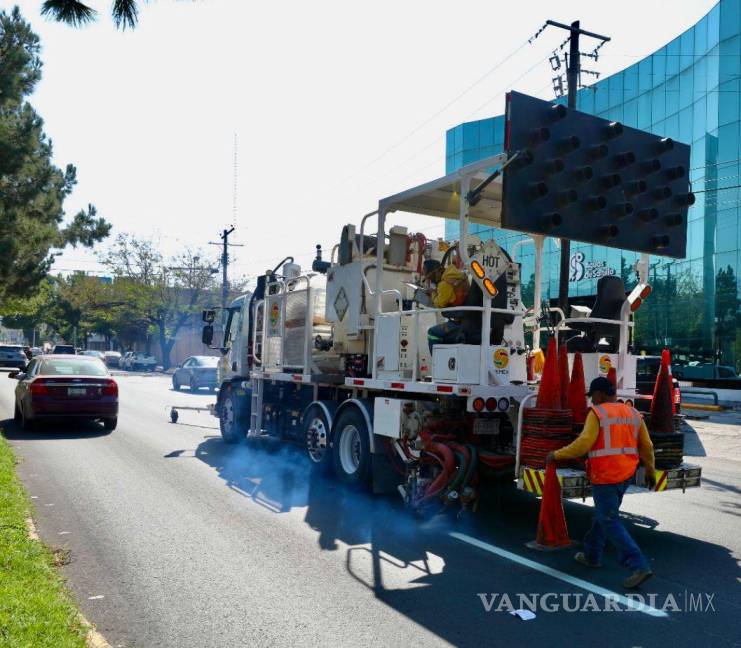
left=0, top=345, right=28, bottom=370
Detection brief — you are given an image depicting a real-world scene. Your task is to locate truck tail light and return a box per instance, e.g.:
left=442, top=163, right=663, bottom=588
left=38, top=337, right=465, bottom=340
left=472, top=398, right=485, bottom=412
left=30, top=380, right=50, bottom=397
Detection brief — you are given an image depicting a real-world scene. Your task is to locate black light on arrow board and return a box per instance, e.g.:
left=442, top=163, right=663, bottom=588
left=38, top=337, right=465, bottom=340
left=501, top=90, right=692, bottom=258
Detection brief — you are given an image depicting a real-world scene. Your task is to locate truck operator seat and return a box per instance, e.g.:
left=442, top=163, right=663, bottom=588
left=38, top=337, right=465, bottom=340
left=566, top=275, right=626, bottom=353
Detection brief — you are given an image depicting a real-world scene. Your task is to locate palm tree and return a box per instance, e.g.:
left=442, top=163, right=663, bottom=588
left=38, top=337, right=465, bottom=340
left=41, top=0, right=141, bottom=29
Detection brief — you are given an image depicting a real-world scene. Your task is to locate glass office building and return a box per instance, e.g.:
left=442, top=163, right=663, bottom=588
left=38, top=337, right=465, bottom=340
left=445, top=0, right=741, bottom=370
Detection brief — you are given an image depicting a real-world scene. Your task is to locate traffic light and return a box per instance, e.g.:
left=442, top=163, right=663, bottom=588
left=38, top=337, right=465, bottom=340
left=501, top=91, right=692, bottom=258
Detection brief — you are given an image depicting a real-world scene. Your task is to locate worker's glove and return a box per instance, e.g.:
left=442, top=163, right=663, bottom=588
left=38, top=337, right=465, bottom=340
left=645, top=472, right=657, bottom=490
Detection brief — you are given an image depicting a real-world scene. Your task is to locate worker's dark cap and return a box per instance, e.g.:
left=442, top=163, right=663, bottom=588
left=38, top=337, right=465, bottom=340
left=422, top=259, right=441, bottom=276
left=586, top=376, right=616, bottom=397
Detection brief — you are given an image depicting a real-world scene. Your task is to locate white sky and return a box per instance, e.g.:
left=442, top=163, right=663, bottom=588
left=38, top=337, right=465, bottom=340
left=14, top=0, right=717, bottom=284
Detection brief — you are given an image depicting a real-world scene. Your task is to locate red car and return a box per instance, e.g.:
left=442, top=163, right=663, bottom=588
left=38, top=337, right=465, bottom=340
left=11, top=355, right=118, bottom=431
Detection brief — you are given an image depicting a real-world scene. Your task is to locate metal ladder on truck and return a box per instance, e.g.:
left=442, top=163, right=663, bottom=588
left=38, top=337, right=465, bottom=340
left=249, top=377, right=263, bottom=437
left=248, top=298, right=265, bottom=437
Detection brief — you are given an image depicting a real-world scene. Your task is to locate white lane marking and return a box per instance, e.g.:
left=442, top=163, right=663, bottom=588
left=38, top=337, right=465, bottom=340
left=58, top=531, right=71, bottom=535
left=88, top=595, right=105, bottom=600
left=449, top=532, right=668, bottom=618
left=45, top=503, right=54, bottom=507
left=30, top=496, right=38, bottom=499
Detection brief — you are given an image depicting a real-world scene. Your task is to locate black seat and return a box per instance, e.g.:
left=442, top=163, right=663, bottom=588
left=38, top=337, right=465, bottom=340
left=566, top=276, right=626, bottom=353
left=461, top=273, right=513, bottom=346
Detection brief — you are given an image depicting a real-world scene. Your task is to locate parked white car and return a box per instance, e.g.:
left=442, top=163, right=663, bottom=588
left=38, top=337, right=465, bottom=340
left=103, top=351, right=122, bottom=368
left=121, top=351, right=157, bottom=372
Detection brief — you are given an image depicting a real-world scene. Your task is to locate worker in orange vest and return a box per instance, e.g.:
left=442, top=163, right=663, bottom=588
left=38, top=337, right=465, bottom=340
left=546, top=376, right=657, bottom=589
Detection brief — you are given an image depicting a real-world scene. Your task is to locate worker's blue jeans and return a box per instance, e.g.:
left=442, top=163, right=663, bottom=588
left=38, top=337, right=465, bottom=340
left=583, top=477, right=650, bottom=572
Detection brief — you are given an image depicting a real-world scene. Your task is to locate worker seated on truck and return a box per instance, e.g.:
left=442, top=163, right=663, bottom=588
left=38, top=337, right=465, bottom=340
left=546, top=376, right=657, bottom=589
left=422, top=259, right=470, bottom=352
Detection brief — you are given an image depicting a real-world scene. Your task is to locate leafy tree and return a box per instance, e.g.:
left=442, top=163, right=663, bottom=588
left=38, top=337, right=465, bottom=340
left=715, top=265, right=740, bottom=367
left=0, top=8, right=110, bottom=306
left=101, top=234, right=219, bottom=369
left=0, top=280, right=55, bottom=342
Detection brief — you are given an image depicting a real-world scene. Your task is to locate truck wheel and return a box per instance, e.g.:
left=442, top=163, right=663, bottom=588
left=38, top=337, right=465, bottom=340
left=220, top=388, right=244, bottom=444
left=173, top=376, right=181, bottom=391
left=103, top=417, right=117, bottom=431
left=332, top=407, right=371, bottom=488
left=303, top=405, right=331, bottom=472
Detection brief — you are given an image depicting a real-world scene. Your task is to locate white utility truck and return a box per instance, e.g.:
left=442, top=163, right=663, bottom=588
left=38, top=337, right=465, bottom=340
left=203, top=93, right=701, bottom=511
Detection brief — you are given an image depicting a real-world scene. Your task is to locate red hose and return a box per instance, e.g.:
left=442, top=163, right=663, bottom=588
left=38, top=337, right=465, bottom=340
left=478, top=449, right=515, bottom=469
left=416, top=430, right=456, bottom=504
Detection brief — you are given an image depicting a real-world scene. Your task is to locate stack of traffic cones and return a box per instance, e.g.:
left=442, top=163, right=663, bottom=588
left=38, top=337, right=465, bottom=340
left=526, top=461, right=573, bottom=551
left=558, top=344, right=571, bottom=410
left=536, top=338, right=561, bottom=409
left=568, top=352, right=588, bottom=425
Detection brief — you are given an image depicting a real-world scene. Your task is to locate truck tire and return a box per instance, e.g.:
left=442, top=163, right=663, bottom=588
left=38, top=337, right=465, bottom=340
left=303, top=405, right=332, bottom=473
left=332, top=407, right=371, bottom=488
left=220, top=387, right=246, bottom=444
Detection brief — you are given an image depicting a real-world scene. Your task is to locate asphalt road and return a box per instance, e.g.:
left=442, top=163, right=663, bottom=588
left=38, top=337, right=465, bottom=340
left=1, top=372, right=740, bottom=648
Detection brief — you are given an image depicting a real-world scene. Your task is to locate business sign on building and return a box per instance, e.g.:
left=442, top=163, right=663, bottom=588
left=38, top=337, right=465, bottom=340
left=569, top=252, right=616, bottom=283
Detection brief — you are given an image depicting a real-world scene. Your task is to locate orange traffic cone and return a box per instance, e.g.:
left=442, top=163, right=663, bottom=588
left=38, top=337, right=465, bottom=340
left=607, top=366, right=618, bottom=391
left=568, top=352, right=588, bottom=424
left=650, top=361, right=675, bottom=433
left=558, top=343, right=570, bottom=410
left=661, top=348, right=676, bottom=414
left=526, top=462, right=573, bottom=550
left=536, top=338, right=561, bottom=409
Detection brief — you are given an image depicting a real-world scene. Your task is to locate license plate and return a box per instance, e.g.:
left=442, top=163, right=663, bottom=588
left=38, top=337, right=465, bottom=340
left=68, top=387, right=87, bottom=396
left=473, top=418, right=500, bottom=435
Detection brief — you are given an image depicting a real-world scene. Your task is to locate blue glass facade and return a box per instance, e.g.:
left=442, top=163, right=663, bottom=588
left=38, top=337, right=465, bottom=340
left=446, top=0, right=741, bottom=368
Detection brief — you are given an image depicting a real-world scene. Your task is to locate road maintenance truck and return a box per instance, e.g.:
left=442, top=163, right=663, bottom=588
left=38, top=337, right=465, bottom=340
left=202, top=92, right=701, bottom=512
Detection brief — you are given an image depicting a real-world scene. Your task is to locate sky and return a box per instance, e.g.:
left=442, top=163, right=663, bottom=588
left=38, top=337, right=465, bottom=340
left=13, top=0, right=718, bottom=286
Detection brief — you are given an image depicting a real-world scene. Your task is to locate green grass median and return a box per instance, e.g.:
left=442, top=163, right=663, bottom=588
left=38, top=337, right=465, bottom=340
left=0, top=434, right=87, bottom=647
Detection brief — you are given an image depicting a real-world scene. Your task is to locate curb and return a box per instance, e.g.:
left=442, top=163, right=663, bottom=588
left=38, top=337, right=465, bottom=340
left=25, top=517, right=113, bottom=648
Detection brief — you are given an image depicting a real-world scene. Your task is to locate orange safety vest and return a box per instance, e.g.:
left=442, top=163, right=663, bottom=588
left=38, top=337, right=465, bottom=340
left=587, top=402, right=642, bottom=485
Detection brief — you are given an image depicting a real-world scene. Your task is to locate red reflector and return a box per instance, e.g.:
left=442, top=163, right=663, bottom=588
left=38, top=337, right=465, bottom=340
left=390, top=382, right=405, bottom=389
left=102, top=380, right=118, bottom=397
left=485, top=397, right=496, bottom=411
left=640, top=285, right=652, bottom=299
left=352, top=379, right=365, bottom=386
left=292, top=374, right=302, bottom=381
left=630, top=297, right=642, bottom=312
left=473, top=397, right=485, bottom=412
left=436, top=385, right=454, bottom=393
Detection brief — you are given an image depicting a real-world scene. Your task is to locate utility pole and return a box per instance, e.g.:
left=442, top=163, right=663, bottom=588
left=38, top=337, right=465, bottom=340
left=209, top=227, right=244, bottom=309
left=545, top=19, right=610, bottom=317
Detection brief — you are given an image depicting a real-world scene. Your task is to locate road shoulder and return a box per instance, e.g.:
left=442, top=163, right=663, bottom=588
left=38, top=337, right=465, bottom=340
left=0, top=432, right=105, bottom=648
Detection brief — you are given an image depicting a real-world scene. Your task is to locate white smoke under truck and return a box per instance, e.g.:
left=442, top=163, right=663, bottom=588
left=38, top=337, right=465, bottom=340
left=202, top=151, right=699, bottom=511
